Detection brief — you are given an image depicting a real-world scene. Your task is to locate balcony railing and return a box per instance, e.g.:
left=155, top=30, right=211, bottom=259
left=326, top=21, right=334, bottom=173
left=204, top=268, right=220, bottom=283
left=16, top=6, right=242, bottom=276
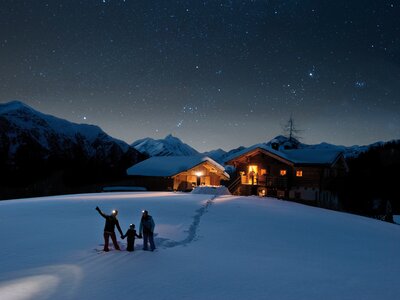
left=241, top=175, right=288, bottom=189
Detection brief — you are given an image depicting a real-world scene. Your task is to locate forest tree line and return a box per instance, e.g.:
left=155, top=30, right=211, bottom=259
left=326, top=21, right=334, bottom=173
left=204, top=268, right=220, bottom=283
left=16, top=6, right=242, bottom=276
left=338, top=141, right=400, bottom=219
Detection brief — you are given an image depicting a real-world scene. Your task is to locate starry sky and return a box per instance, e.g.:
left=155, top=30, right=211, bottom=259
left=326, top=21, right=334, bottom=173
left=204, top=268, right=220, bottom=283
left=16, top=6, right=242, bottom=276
left=1, top=1, right=399, bottom=152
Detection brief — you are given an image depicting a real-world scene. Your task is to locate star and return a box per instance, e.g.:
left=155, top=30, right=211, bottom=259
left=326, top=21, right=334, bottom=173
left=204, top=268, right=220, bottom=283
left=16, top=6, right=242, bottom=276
left=1, top=0, right=398, bottom=152
left=355, top=81, right=366, bottom=89
left=308, top=66, right=317, bottom=79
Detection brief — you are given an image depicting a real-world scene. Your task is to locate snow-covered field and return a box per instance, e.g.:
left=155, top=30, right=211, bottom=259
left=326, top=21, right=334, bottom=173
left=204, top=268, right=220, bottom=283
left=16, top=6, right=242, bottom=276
left=0, top=192, right=399, bottom=300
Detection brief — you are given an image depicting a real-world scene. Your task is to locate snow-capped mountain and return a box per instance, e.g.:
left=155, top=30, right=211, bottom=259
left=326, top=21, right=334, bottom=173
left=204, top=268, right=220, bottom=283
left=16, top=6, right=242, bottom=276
left=203, top=146, right=246, bottom=163
left=264, top=135, right=380, bottom=159
left=131, top=132, right=385, bottom=164
left=0, top=100, right=142, bottom=172
left=205, top=135, right=389, bottom=164
left=202, top=148, right=226, bottom=161
left=132, top=134, right=200, bottom=157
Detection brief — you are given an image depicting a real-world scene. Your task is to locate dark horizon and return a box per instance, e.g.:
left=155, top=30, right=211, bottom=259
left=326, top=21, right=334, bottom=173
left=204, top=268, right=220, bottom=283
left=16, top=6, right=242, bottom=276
left=1, top=1, right=399, bottom=152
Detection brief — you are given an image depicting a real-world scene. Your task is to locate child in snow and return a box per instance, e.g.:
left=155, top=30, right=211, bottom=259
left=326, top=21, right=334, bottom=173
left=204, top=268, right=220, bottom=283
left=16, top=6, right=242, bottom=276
left=121, top=224, right=141, bottom=252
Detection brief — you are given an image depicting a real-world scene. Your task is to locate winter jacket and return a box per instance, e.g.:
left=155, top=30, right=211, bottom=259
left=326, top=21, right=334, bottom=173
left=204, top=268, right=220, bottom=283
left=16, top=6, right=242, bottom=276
left=139, top=215, right=155, bottom=234
left=123, top=229, right=140, bottom=240
left=97, top=210, right=123, bottom=235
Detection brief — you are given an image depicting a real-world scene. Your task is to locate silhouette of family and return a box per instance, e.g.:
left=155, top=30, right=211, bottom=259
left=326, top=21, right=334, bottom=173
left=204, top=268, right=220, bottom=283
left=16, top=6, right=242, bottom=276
left=95, top=206, right=156, bottom=252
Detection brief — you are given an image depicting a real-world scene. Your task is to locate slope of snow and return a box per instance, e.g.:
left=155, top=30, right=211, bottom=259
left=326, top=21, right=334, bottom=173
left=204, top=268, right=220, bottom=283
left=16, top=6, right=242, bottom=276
left=1, top=192, right=399, bottom=300
left=2, top=101, right=101, bottom=141
left=132, top=134, right=200, bottom=157
left=0, top=100, right=130, bottom=156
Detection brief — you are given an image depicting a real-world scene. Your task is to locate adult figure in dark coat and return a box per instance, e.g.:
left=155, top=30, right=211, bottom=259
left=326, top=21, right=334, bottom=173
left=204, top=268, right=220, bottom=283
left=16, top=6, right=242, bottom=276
left=95, top=206, right=123, bottom=252
left=139, top=210, right=156, bottom=251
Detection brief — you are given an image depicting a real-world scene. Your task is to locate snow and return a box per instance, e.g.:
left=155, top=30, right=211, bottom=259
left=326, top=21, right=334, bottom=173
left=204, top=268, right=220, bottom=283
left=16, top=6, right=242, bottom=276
left=0, top=100, right=130, bottom=154
left=221, top=135, right=379, bottom=163
left=132, top=134, right=199, bottom=157
left=126, top=156, right=229, bottom=178
left=191, top=186, right=231, bottom=195
left=0, top=100, right=26, bottom=114
left=1, top=192, right=400, bottom=300
left=278, top=148, right=342, bottom=164
left=102, top=186, right=147, bottom=192
left=224, top=143, right=342, bottom=165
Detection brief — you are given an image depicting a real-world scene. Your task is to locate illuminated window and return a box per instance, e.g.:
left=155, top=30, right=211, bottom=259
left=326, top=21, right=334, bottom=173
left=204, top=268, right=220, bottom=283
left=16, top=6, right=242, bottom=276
left=296, top=170, right=303, bottom=177
left=248, top=165, right=258, bottom=174
left=280, top=170, right=287, bottom=176
left=260, top=169, right=267, bottom=175
left=248, top=165, right=258, bottom=185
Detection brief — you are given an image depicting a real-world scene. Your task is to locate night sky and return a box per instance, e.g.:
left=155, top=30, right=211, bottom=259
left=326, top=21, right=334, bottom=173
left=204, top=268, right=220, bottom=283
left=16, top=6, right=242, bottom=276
left=1, top=1, right=399, bottom=152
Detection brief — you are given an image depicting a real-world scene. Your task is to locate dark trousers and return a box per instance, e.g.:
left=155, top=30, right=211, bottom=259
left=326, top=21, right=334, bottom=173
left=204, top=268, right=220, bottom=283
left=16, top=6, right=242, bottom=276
left=143, top=232, right=155, bottom=250
left=127, top=237, right=135, bottom=252
left=104, top=231, right=120, bottom=251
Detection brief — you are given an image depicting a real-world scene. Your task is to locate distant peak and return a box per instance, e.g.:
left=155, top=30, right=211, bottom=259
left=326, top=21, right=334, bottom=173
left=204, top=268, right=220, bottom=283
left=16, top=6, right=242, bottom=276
left=273, top=135, right=287, bottom=140
left=7, top=100, right=31, bottom=107
left=132, top=133, right=199, bottom=157
left=165, top=134, right=179, bottom=141
left=0, top=100, right=34, bottom=114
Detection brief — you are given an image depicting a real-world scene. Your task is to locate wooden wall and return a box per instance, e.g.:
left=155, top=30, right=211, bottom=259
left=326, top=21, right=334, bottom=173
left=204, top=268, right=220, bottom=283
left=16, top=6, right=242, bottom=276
left=129, top=162, right=226, bottom=192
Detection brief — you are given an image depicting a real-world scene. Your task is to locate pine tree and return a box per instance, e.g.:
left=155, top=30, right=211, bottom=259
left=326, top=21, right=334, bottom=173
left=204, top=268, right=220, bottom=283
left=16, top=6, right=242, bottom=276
left=283, top=115, right=302, bottom=143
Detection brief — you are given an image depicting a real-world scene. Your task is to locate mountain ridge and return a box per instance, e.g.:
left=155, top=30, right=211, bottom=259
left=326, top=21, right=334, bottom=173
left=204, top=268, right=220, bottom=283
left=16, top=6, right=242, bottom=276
left=131, top=134, right=200, bottom=157
left=0, top=100, right=143, bottom=192
left=131, top=132, right=391, bottom=163
left=1, top=100, right=395, bottom=167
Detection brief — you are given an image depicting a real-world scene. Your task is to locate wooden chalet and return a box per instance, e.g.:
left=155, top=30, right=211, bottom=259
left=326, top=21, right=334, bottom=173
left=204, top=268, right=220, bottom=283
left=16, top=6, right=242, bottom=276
left=126, top=156, right=230, bottom=191
left=225, top=145, right=348, bottom=208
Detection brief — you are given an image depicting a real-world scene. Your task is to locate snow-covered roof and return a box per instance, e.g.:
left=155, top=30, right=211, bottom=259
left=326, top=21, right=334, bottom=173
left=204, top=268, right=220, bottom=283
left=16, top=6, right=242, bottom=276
left=127, top=156, right=230, bottom=178
left=225, top=144, right=343, bottom=166
left=278, top=148, right=343, bottom=165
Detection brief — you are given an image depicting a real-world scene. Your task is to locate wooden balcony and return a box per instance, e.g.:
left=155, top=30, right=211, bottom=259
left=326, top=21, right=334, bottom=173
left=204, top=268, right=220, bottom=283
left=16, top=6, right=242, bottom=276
left=261, top=176, right=288, bottom=189
left=242, top=175, right=288, bottom=189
